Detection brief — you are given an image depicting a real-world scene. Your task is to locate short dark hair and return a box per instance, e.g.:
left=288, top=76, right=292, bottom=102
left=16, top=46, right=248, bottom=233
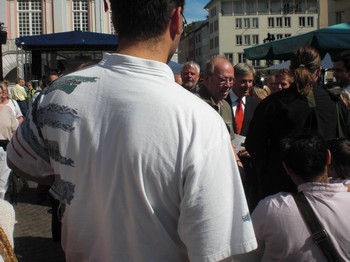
left=110, top=0, right=185, bottom=41
left=327, top=138, right=350, bottom=179
left=332, top=50, right=350, bottom=72
left=280, top=129, right=327, bottom=181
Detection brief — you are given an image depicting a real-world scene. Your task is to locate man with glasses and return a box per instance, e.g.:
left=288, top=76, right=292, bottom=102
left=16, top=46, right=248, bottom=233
left=7, top=0, right=256, bottom=261
left=196, top=56, right=235, bottom=140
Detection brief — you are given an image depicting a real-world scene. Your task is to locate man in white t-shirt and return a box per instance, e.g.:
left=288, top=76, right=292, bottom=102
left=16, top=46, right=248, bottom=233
left=7, top=0, right=257, bottom=261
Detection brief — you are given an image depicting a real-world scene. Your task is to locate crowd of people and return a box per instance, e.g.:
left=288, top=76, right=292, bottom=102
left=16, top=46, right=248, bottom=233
left=1, top=0, right=350, bottom=261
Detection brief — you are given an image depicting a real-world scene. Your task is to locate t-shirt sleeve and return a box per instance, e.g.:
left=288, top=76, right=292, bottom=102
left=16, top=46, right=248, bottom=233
left=7, top=103, right=54, bottom=178
left=13, top=100, right=23, bottom=117
left=178, top=136, right=257, bottom=262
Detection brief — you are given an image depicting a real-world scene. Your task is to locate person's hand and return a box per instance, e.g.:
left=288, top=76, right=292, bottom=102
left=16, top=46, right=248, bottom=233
left=238, top=147, right=250, bottom=158
left=345, top=184, right=350, bottom=192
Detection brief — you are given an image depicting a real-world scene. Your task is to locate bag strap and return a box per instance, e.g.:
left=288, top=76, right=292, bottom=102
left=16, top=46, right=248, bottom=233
left=293, top=192, right=342, bottom=262
left=0, top=226, right=17, bottom=262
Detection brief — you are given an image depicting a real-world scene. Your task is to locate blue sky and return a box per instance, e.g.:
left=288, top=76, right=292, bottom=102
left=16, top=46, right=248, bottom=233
left=184, top=0, right=209, bottom=23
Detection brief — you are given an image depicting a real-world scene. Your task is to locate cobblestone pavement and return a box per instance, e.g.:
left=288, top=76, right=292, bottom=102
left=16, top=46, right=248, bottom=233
left=13, top=181, right=66, bottom=262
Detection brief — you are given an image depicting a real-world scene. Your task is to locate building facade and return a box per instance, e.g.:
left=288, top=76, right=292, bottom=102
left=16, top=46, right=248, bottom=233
left=0, top=0, right=115, bottom=81
left=179, top=0, right=350, bottom=67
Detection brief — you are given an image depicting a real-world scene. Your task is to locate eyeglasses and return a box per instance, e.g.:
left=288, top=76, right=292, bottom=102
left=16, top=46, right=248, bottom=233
left=181, top=12, right=187, bottom=27
left=215, top=75, right=234, bottom=85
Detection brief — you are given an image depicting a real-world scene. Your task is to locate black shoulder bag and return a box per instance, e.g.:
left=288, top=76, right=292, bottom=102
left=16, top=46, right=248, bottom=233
left=293, top=192, right=342, bottom=262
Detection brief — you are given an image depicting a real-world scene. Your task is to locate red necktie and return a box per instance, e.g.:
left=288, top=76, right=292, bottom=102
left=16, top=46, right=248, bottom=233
left=235, top=99, right=244, bottom=135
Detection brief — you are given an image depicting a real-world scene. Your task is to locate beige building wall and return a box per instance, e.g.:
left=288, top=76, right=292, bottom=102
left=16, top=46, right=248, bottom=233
left=203, top=0, right=319, bottom=67
left=328, top=0, right=350, bottom=25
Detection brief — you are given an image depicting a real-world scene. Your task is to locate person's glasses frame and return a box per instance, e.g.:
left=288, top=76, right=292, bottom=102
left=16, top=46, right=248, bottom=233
left=214, top=75, right=234, bottom=85
left=181, top=12, right=187, bottom=27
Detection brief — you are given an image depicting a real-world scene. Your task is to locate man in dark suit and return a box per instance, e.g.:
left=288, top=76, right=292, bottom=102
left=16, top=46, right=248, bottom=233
left=225, top=63, right=261, bottom=211
left=226, top=63, right=260, bottom=137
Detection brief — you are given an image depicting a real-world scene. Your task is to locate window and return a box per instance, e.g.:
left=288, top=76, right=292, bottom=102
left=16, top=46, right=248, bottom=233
left=268, top=17, right=274, bottom=27
left=210, top=38, right=214, bottom=49
left=210, top=22, right=213, bottom=33
left=73, top=0, right=89, bottom=31
left=236, top=35, right=242, bottom=45
left=246, top=0, right=257, bottom=14
left=285, top=34, right=291, bottom=38
left=18, top=0, right=42, bottom=36
left=284, top=17, right=291, bottom=27
left=244, top=35, right=251, bottom=45
left=295, top=1, right=304, bottom=13
left=238, top=53, right=246, bottom=63
left=258, top=1, right=269, bottom=14
left=307, top=0, right=317, bottom=13
left=236, top=18, right=242, bottom=28
left=214, top=36, right=219, bottom=48
left=222, top=2, right=233, bottom=16
left=270, top=0, right=281, bottom=14
left=210, top=7, right=217, bottom=18
left=233, top=1, right=243, bottom=14
left=276, top=34, right=283, bottom=39
left=252, top=35, right=259, bottom=45
left=299, top=17, right=305, bottom=27
left=307, top=17, right=314, bottom=27
left=224, top=53, right=233, bottom=64
left=276, top=17, right=282, bottom=27
left=244, top=18, right=250, bottom=28
left=252, top=60, right=260, bottom=66
left=196, top=33, right=201, bottom=43
left=283, top=3, right=290, bottom=14
left=252, top=18, right=259, bottom=28
left=336, top=11, right=344, bottom=24
left=214, top=20, right=218, bottom=31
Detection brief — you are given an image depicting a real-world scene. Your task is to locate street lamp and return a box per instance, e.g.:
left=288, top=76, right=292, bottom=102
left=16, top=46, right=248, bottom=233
left=0, top=23, right=7, bottom=81
left=263, top=33, right=275, bottom=67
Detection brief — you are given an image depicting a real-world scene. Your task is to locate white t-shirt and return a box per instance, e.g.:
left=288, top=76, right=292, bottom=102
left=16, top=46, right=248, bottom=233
left=5, top=99, right=23, bottom=123
left=7, top=53, right=257, bottom=262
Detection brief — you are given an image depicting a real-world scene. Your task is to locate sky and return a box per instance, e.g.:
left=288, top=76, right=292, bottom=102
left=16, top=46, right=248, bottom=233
left=184, top=0, right=209, bottom=23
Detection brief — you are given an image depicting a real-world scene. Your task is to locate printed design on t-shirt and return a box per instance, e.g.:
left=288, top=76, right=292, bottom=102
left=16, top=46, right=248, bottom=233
left=50, top=178, right=75, bottom=205
left=44, top=139, right=74, bottom=167
left=36, top=103, right=78, bottom=132
left=43, top=75, right=99, bottom=95
left=20, top=118, right=51, bottom=163
left=19, top=118, right=75, bottom=166
left=242, top=212, right=252, bottom=222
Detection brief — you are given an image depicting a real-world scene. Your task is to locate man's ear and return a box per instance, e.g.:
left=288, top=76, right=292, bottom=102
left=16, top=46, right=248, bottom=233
left=170, top=7, right=183, bottom=36
left=326, top=149, right=331, bottom=166
left=282, top=162, right=290, bottom=175
left=315, top=66, right=322, bottom=78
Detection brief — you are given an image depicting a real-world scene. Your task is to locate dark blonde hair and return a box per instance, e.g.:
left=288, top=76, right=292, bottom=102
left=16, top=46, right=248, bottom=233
left=290, top=46, right=321, bottom=96
left=251, top=86, right=271, bottom=101
left=276, top=69, right=294, bottom=84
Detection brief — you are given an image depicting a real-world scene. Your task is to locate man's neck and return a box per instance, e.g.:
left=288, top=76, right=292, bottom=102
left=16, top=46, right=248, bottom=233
left=116, top=38, right=170, bottom=63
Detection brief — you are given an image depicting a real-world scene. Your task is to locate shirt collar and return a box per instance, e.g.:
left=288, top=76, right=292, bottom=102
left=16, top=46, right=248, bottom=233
left=298, top=182, right=348, bottom=193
